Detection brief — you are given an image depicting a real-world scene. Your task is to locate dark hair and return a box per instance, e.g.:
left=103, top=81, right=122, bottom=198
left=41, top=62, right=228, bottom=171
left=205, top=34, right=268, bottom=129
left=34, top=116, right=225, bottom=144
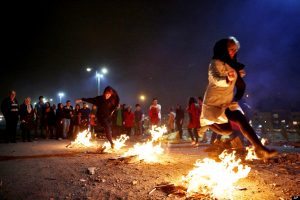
left=135, top=103, right=141, bottom=107
left=39, top=96, right=44, bottom=100
left=188, top=97, right=196, bottom=107
left=66, top=100, right=71, bottom=103
left=212, top=38, right=246, bottom=101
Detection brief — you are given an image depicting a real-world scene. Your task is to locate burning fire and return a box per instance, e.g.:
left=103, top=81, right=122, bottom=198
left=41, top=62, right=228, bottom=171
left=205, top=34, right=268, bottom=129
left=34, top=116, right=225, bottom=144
left=68, top=130, right=96, bottom=148
left=181, top=150, right=251, bottom=199
left=122, top=125, right=167, bottom=162
left=245, top=138, right=268, bottom=161
left=102, top=134, right=129, bottom=152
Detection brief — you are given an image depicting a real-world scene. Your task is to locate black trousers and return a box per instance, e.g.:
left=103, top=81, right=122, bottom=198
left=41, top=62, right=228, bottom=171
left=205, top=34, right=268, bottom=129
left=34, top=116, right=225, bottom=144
left=5, top=118, right=18, bottom=142
left=176, top=121, right=183, bottom=139
left=21, top=128, right=31, bottom=141
left=225, top=109, right=262, bottom=149
left=188, top=128, right=199, bottom=142
left=199, top=109, right=263, bottom=149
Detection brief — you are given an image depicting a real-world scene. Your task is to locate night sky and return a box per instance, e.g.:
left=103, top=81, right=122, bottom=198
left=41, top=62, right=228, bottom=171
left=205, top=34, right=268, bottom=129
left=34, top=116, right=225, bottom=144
left=1, top=0, right=300, bottom=113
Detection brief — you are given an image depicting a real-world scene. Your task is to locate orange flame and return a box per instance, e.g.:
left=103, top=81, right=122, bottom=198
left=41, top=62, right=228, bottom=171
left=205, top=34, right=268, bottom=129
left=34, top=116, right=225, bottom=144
left=102, top=134, right=129, bottom=152
left=68, top=130, right=96, bottom=148
left=245, top=138, right=267, bottom=161
left=181, top=150, right=251, bottom=199
left=122, top=125, right=167, bottom=162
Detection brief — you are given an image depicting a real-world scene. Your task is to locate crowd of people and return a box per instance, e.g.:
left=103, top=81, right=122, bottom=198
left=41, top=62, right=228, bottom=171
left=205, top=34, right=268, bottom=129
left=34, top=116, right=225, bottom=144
left=0, top=88, right=205, bottom=145
left=0, top=36, right=277, bottom=159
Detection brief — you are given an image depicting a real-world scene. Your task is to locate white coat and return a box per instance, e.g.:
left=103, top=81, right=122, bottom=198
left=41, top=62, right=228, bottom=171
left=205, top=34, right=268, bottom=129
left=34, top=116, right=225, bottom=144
left=200, top=59, right=242, bottom=126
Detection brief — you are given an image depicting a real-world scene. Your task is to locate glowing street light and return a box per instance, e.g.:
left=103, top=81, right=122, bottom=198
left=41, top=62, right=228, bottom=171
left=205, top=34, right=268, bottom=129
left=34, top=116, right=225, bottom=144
left=58, top=92, right=64, bottom=103
left=139, top=95, right=146, bottom=101
left=101, top=67, right=108, bottom=74
left=85, top=66, right=108, bottom=95
left=86, top=67, right=92, bottom=72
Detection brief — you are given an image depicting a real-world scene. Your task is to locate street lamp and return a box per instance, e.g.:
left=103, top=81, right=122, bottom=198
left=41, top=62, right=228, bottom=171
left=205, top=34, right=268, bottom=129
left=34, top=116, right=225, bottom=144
left=86, top=67, right=92, bottom=72
left=96, top=72, right=104, bottom=96
left=139, top=95, right=146, bottom=101
left=58, top=92, right=64, bottom=103
left=86, top=66, right=108, bottom=95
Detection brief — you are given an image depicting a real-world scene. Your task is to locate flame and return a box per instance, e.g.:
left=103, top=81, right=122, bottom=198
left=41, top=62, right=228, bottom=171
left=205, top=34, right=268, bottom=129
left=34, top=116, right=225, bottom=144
left=245, top=138, right=267, bottom=161
left=102, top=134, right=129, bottom=152
left=261, top=138, right=267, bottom=145
left=68, top=130, right=96, bottom=148
left=181, top=150, right=251, bottom=199
left=122, top=125, right=167, bottom=162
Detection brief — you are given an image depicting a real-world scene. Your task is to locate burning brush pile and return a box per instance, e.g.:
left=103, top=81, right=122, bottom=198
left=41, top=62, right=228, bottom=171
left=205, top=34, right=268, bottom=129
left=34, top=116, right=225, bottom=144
left=149, top=150, right=251, bottom=199
left=67, top=127, right=277, bottom=199
left=67, top=125, right=168, bottom=162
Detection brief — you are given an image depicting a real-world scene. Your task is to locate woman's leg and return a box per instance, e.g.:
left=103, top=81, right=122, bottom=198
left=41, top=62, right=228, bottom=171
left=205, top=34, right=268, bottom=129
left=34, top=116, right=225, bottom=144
left=225, top=109, right=277, bottom=158
left=188, top=128, right=195, bottom=141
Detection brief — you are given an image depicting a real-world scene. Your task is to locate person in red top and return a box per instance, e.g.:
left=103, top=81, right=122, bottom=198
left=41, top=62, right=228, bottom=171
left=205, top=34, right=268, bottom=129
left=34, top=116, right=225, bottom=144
left=149, top=98, right=161, bottom=126
left=187, top=97, right=200, bottom=146
left=123, top=106, right=135, bottom=136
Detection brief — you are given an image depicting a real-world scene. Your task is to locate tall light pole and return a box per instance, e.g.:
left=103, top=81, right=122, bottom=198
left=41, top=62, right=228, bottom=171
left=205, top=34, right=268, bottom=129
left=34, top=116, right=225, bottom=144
left=86, top=66, right=108, bottom=95
left=96, top=72, right=103, bottom=96
left=58, top=92, right=64, bottom=103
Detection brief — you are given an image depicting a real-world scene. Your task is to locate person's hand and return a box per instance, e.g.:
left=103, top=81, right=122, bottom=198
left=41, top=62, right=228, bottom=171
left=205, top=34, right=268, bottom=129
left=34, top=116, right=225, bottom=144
left=75, top=99, right=82, bottom=104
left=227, top=71, right=235, bottom=81
left=239, top=69, right=246, bottom=77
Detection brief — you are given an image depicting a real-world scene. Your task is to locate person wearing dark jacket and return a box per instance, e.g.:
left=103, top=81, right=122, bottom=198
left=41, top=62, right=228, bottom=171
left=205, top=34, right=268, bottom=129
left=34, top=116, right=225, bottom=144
left=44, top=102, right=56, bottom=139
left=19, top=97, right=34, bottom=142
left=1, top=90, right=19, bottom=143
left=175, top=104, right=184, bottom=140
left=55, top=103, right=64, bottom=140
left=76, top=86, right=120, bottom=148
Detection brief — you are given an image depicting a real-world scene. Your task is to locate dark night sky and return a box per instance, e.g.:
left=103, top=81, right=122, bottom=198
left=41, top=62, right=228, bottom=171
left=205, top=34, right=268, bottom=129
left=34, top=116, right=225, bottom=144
left=1, top=0, right=300, bottom=113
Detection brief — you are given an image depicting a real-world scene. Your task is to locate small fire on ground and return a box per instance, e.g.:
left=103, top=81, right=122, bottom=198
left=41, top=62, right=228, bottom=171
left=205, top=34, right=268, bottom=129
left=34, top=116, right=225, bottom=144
left=67, top=130, right=129, bottom=151
left=67, top=130, right=97, bottom=148
left=122, top=125, right=167, bottom=163
left=245, top=138, right=268, bottom=161
left=180, top=150, right=251, bottom=199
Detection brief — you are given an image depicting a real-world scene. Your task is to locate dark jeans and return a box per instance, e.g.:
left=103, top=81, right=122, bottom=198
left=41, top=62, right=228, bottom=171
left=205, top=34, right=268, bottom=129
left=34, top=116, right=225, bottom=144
left=176, top=121, right=183, bottom=139
left=5, top=118, right=18, bottom=142
left=21, top=129, right=31, bottom=141
left=98, top=120, right=113, bottom=146
left=188, top=128, right=199, bottom=142
left=35, top=117, right=44, bottom=138
left=225, top=109, right=262, bottom=148
left=199, top=109, right=263, bottom=149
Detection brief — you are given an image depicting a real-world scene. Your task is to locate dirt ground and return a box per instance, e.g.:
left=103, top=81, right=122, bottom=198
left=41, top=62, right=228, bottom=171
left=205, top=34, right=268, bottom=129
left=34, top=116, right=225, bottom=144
left=0, top=139, right=299, bottom=200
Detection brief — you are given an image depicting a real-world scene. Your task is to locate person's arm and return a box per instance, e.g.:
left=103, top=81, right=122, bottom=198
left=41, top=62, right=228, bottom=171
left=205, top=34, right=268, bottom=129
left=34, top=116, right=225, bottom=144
left=77, top=97, right=98, bottom=105
left=209, top=60, right=235, bottom=87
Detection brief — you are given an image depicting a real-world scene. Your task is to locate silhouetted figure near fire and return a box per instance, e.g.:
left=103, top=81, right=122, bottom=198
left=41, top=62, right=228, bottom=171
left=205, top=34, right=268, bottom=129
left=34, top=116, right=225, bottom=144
left=76, top=86, right=119, bottom=149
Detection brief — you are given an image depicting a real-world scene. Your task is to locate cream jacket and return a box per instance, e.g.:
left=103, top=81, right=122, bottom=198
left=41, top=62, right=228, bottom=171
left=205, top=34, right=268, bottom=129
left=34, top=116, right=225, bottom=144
left=200, top=59, right=242, bottom=126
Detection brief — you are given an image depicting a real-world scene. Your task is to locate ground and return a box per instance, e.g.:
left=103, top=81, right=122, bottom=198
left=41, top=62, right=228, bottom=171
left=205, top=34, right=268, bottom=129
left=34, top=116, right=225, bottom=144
left=0, top=139, right=299, bottom=200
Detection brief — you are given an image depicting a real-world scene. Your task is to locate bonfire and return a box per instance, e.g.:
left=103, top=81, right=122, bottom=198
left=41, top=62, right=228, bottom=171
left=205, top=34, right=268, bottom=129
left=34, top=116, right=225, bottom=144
left=181, top=150, right=251, bottom=199
left=122, top=125, right=167, bottom=162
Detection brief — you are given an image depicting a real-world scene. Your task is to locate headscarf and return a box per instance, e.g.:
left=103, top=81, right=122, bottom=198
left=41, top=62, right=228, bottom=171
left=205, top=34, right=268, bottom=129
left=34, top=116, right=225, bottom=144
left=212, top=38, right=246, bottom=101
